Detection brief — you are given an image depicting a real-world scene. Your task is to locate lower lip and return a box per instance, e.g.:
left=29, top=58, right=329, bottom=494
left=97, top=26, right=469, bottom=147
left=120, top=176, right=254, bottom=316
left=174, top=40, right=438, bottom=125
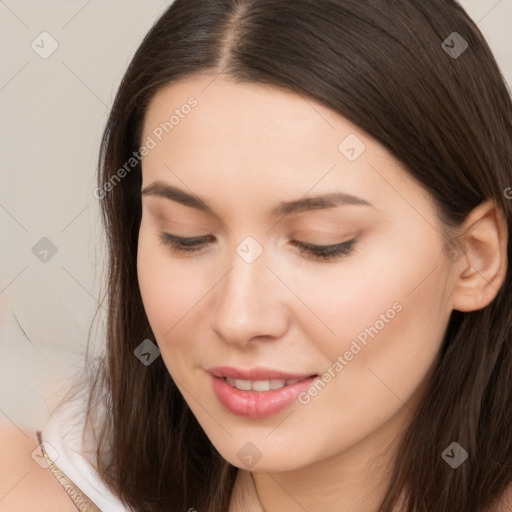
left=210, top=374, right=318, bottom=419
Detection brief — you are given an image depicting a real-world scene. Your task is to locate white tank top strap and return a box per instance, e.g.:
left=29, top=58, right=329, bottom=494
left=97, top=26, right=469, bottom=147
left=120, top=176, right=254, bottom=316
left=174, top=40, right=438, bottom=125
left=36, top=429, right=102, bottom=511
left=38, top=389, right=129, bottom=511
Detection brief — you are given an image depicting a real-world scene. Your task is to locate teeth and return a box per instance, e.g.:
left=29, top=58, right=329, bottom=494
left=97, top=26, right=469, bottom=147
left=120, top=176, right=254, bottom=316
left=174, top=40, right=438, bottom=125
left=252, top=380, right=271, bottom=391
left=225, top=377, right=303, bottom=391
left=270, top=379, right=286, bottom=389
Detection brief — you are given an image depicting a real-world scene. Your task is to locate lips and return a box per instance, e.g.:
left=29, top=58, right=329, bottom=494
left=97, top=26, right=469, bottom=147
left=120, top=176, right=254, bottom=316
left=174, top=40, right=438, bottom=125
left=207, top=366, right=318, bottom=418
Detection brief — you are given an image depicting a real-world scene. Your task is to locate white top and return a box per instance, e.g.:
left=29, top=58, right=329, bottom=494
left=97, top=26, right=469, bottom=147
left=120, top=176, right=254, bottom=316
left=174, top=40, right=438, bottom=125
left=39, top=389, right=128, bottom=511
left=39, top=387, right=252, bottom=511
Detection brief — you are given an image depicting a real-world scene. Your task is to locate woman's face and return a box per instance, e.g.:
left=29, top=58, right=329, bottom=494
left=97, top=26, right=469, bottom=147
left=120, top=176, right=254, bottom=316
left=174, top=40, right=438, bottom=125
left=137, top=75, right=456, bottom=472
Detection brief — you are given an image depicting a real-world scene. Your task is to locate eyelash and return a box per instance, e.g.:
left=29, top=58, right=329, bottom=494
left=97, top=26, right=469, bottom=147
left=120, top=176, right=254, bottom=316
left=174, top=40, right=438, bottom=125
left=158, top=233, right=356, bottom=261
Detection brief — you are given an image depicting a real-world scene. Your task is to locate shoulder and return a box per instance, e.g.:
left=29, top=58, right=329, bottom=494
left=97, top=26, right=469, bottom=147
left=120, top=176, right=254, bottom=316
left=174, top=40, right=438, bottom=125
left=0, top=423, right=78, bottom=512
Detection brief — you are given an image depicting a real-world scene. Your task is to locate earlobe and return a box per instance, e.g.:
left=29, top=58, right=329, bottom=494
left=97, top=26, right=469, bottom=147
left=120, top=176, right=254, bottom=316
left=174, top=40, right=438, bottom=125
left=451, top=200, right=508, bottom=313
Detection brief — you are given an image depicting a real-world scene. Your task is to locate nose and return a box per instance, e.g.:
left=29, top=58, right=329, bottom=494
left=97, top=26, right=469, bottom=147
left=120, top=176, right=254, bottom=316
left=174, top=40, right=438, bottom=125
left=210, top=245, right=289, bottom=347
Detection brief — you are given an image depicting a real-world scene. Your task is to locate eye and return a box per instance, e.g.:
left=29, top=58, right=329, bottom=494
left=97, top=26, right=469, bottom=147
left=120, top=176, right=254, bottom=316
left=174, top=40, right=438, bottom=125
left=159, top=233, right=357, bottom=261
left=159, top=233, right=213, bottom=253
left=289, top=239, right=356, bottom=261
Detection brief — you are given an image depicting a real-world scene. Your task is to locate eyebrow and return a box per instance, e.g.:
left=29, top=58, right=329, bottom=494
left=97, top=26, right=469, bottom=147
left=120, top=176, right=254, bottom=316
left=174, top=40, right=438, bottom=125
left=141, top=181, right=373, bottom=217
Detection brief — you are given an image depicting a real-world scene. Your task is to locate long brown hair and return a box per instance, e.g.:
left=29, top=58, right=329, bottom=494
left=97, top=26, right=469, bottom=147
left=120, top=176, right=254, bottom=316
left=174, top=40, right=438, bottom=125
left=67, top=1, right=512, bottom=510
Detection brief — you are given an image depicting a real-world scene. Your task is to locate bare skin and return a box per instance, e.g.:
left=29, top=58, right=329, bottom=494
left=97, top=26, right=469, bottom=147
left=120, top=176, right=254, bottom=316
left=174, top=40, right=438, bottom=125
left=136, top=75, right=509, bottom=511
left=0, top=425, right=77, bottom=511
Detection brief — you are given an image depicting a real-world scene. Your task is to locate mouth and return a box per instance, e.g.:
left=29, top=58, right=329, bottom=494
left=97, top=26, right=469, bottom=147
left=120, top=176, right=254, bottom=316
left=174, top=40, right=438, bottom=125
left=207, top=366, right=319, bottom=418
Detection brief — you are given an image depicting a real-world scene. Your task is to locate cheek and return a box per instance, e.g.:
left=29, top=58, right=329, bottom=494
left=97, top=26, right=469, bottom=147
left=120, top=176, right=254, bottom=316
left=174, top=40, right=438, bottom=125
left=136, top=228, right=217, bottom=364
left=290, top=231, right=451, bottom=403
left=261, top=274, right=449, bottom=470
left=321, top=231, right=447, bottom=354
left=282, top=261, right=450, bottom=463
left=274, top=249, right=407, bottom=365
left=137, top=232, right=167, bottom=330
left=137, top=230, right=189, bottom=339
left=137, top=245, right=189, bottom=382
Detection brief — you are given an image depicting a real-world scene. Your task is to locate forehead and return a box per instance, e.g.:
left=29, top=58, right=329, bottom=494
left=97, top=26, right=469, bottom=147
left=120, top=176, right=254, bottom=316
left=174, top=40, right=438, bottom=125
left=143, top=75, right=378, bottom=173
left=140, top=75, right=436, bottom=223
left=142, top=75, right=343, bottom=163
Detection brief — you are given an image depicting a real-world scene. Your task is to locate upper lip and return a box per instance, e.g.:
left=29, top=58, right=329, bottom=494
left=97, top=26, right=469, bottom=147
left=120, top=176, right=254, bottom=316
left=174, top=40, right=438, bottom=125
left=207, top=366, right=317, bottom=381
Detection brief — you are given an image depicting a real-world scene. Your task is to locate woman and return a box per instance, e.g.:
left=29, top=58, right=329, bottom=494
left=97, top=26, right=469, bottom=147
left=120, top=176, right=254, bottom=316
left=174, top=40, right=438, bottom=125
left=1, top=0, right=511, bottom=511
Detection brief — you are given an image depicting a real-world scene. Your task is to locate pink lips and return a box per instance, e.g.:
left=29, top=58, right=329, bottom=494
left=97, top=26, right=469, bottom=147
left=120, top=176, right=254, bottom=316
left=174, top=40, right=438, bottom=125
left=207, top=366, right=317, bottom=419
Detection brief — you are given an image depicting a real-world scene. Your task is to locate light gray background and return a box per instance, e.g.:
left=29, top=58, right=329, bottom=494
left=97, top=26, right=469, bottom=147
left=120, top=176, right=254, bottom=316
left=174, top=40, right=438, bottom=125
left=1, top=0, right=511, bottom=432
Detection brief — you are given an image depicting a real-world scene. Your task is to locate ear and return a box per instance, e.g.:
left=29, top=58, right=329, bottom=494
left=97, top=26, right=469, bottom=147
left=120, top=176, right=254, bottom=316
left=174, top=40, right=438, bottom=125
left=451, top=200, right=508, bottom=312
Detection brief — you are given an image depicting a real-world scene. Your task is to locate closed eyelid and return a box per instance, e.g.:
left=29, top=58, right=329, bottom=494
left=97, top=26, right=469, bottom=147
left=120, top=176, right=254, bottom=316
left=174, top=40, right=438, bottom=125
left=158, top=231, right=358, bottom=262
